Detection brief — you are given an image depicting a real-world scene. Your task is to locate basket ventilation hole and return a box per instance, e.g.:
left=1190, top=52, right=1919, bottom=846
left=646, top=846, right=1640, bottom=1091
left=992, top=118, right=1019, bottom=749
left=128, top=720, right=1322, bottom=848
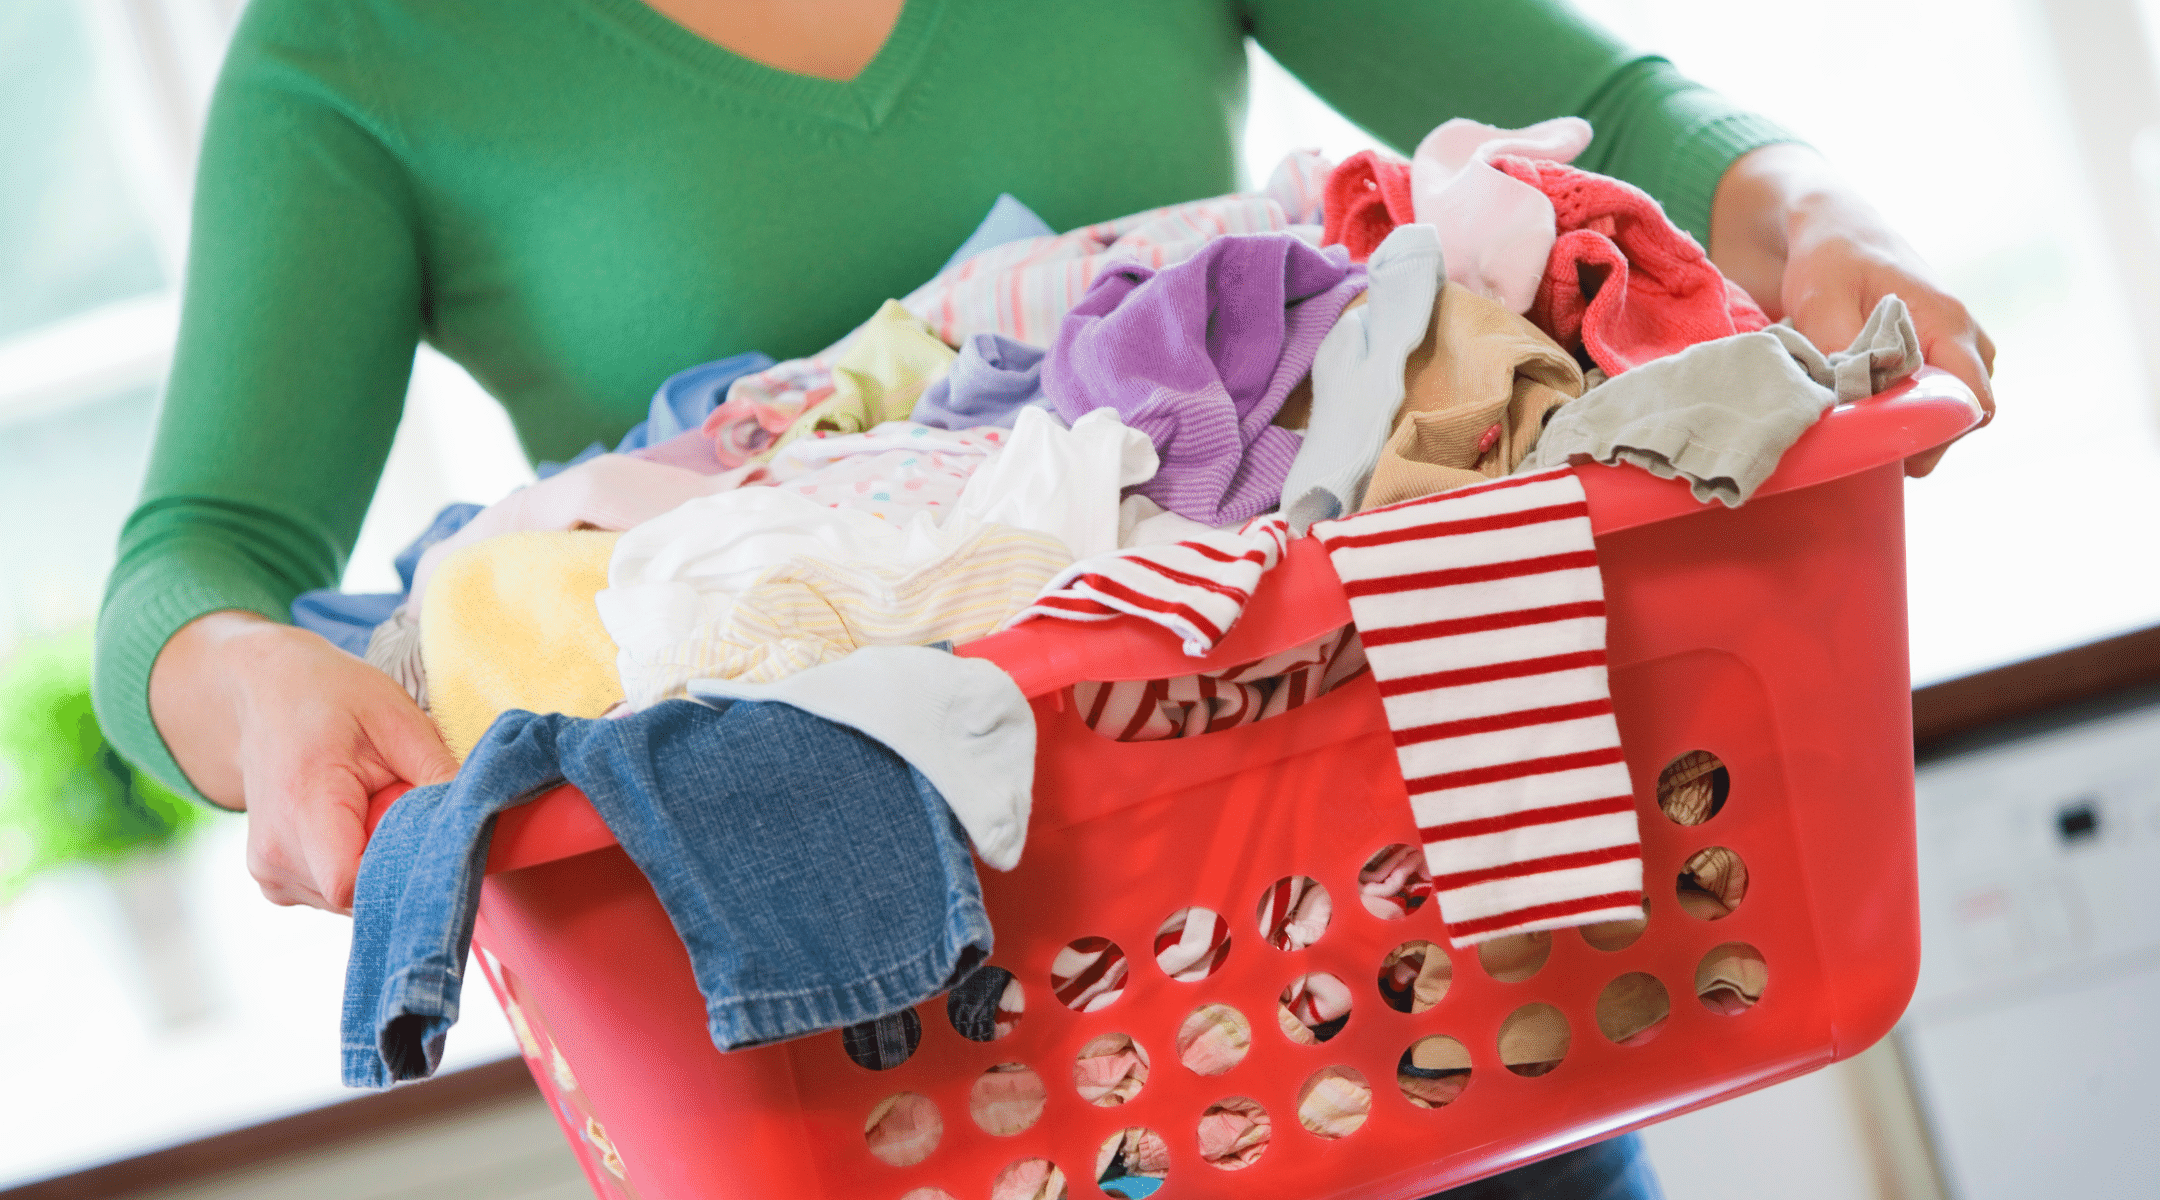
left=1696, top=943, right=1768, bottom=1015
left=969, top=1064, right=1047, bottom=1136
left=841, top=1009, right=921, bottom=1071
left=1658, top=750, right=1730, bottom=825
left=863, top=1092, right=941, bottom=1168
left=1676, top=846, right=1749, bottom=920
left=1155, top=906, right=1232, bottom=981
left=1095, top=1127, right=1170, bottom=1198
left=1377, top=940, right=1452, bottom=1014
left=1257, top=875, right=1332, bottom=950
left=1197, top=1096, right=1272, bottom=1170
left=1295, top=1065, right=1372, bottom=1139
left=1074, top=1033, right=1150, bottom=1107
left=1498, top=1003, right=1571, bottom=1078
left=1050, top=936, right=1127, bottom=1012
left=989, top=1158, right=1068, bottom=1200
left=1477, top=930, right=1552, bottom=983
left=1357, top=843, right=1434, bottom=920
left=1176, top=1003, right=1252, bottom=1076
left=1597, top=972, right=1671, bottom=1045
left=1277, top=972, right=1353, bottom=1044
left=1397, top=1035, right=1472, bottom=1108
left=1580, top=897, right=1651, bottom=952
left=947, top=966, right=1023, bottom=1042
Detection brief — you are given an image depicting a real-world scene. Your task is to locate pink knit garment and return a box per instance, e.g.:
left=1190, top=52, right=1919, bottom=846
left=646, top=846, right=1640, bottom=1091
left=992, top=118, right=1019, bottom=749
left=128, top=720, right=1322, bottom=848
left=1321, top=149, right=1416, bottom=263
left=1489, top=155, right=1769, bottom=374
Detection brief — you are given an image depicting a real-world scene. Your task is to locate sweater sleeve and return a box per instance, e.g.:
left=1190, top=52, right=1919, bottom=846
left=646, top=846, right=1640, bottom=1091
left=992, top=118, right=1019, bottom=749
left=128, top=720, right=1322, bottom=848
left=93, top=4, right=424, bottom=804
left=1238, top=0, right=1798, bottom=246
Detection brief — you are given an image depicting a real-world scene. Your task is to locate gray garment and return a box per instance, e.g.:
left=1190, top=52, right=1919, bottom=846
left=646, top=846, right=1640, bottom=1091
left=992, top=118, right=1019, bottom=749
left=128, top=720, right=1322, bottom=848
left=1520, top=294, right=1922, bottom=507
left=1279, top=223, right=1445, bottom=534
left=364, top=605, right=428, bottom=711
left=1769, top=293, right=1923, bottom=402
left=687, top=645, right=1035, bottom=871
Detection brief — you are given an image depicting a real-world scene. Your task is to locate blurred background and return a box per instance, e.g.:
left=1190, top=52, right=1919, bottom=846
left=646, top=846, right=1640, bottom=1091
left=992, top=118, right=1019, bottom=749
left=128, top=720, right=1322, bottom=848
left=2, top=0, right=2157, bottom=1197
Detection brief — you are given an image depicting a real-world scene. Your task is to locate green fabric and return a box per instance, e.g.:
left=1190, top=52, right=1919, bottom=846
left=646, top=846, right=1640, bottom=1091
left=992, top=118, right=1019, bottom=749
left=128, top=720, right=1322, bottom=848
left=95, top=0, right=1793, bottom=802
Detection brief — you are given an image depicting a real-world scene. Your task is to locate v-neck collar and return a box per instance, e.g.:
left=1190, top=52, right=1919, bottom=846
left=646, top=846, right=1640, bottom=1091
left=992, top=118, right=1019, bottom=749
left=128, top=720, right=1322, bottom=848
left=579, top=0, right=946, bottom=132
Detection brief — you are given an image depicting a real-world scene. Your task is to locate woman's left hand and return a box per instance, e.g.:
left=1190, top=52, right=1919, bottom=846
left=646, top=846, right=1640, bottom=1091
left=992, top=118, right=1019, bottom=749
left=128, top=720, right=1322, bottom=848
left=1709, top=143, right=1996, bottom=476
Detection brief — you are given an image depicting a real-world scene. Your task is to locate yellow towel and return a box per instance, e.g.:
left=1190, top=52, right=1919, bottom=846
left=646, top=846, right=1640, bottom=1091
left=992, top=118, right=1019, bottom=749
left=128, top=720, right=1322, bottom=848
left=767, top=300, right=958, bottom=457
left=421, top=530, right=624, bottom=760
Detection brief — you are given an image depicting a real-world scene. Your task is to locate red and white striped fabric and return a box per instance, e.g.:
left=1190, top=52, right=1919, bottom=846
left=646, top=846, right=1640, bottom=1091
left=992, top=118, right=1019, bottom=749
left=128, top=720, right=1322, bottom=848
left=1007, top=516, right=1291, bottom=657
left=1312, top=467, right=1642, bottom=948
left=1153, top=907, right=1233, bottom=981
left=1256, top=874, right=1334, bottom=951
left=1050, top=937, right=1129, bottom=1012
left=1072, top=625, right=1365, bottom=742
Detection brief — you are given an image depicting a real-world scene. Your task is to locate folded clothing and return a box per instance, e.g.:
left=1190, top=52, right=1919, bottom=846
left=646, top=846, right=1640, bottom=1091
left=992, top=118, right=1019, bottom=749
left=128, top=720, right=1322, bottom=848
left=421, top=530, right=624, bottom=761
left=1046, top=233, right=1367, bottom=524
left=1361, top=282, right=1584, bottom=511
left=1492, top=155, right=1769, bottom=375
left=342, top=695, right=992, bottom=1086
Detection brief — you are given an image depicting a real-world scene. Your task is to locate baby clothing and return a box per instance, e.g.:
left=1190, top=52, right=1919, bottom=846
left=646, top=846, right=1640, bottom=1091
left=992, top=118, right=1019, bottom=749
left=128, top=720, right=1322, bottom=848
left=767, top=301, right=957, bottom=457
left=1007, top=516, right=1291, bottom=657
left=939, top=193, right=1056, bottom=274
left=761, top=422, right=1009, bottom=525
left=1280, top=223, right=1447, bottom=534
left=623, top=351, right=775, bottom=451
left=596, top=488, right=1068, bottom=709
left=1321, top=149, right=1416, bottom=263
left=911, top=334, right=1052, bottom=430
left=342, top=696, right=992, bottom=1086
left=1045, top=233, right=1368, bottom=525
left=1492, top=155, right=1769, bottom=375
left=407, top=455, right=737, bottom=609
left=1410, top=117, right=1593, bottom=316
left=955, top=407, right=1159, bottom=561
left=1072, top=626, right=1365, bottom=743
left=420, top=530, right=625, bottom=761
left=1519, top=295, right=1922, bottom=506
left=688, top=645, right=1036, bottom=871
left=1361, top=283, right=1585, bottom=511
left=1314, top=469, right=1643, bottom=947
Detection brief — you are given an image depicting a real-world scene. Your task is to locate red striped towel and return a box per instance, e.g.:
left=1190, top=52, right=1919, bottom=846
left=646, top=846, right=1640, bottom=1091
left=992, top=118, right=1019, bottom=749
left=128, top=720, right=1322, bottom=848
left=1006, top=516, right=1291, bottom=656
left=1312, top=467, right=1641, bottom=947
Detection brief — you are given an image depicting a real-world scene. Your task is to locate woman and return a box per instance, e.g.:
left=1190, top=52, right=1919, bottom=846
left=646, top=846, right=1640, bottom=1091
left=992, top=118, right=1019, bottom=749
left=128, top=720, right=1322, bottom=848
left=96, top=1, right=1990, bottom=1191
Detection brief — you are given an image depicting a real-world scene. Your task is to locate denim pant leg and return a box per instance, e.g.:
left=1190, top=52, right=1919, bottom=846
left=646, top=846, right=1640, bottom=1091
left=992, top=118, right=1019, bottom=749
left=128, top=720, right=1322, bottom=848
left=342, top=710, right=567, bottom=1088
left=1420, top=1133, right=1663, bottom=1200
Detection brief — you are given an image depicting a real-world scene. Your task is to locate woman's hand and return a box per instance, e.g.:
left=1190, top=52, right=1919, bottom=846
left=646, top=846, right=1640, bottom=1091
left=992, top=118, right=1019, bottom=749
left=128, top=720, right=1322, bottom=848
left=1710, top=143, right=1996, bottom=476
left=150, top=611, right=459, bottom=913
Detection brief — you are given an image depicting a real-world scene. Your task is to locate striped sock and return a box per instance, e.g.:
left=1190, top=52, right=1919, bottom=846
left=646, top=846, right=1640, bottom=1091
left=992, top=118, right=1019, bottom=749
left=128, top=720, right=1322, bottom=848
left=1312, top=467, right=1642, bottom=947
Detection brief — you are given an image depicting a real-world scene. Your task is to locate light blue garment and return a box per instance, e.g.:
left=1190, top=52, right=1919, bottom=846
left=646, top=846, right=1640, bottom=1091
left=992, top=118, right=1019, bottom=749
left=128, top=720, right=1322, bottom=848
left=940, top=193, right=1054, bottom=273
left=289, top=502, right=482, bottom=653
left=622, top=350, right=777, bottom=450
left=1281, top=223, right=1444, bottom=534
left=910, top=333, right=1056, bottom=431
left=534, top=440, right=607, bottom=479
left=341, top=698, right=992, bottom=1087
left=289, top=591, right=402, bottom=657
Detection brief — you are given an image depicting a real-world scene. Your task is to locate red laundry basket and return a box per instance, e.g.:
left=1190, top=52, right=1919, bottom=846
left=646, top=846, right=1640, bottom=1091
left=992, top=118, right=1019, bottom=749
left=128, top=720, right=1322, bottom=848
left=366, top=371, right=1981, bottom=1200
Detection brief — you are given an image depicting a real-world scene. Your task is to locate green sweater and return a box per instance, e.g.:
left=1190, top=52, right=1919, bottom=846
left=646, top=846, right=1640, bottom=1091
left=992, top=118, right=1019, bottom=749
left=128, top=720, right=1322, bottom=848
left=95, top=0, right=1790, bottom=801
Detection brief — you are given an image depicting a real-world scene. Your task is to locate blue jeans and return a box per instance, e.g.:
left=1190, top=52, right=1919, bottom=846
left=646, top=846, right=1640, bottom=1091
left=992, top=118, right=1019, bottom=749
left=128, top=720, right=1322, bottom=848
left=341, top=698, right=992, bottom=1088
left=1424, top=1133, right=1662, bottom=1200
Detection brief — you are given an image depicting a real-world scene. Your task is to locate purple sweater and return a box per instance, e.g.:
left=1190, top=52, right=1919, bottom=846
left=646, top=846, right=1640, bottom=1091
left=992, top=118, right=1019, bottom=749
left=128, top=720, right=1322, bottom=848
left=1045, top=234, right=1367, bottom=524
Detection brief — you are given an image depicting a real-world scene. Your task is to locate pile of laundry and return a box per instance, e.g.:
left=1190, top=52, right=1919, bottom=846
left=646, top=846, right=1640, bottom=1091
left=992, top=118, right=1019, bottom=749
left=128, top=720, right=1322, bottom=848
left=337, top=116, right=1920, bottom=1186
